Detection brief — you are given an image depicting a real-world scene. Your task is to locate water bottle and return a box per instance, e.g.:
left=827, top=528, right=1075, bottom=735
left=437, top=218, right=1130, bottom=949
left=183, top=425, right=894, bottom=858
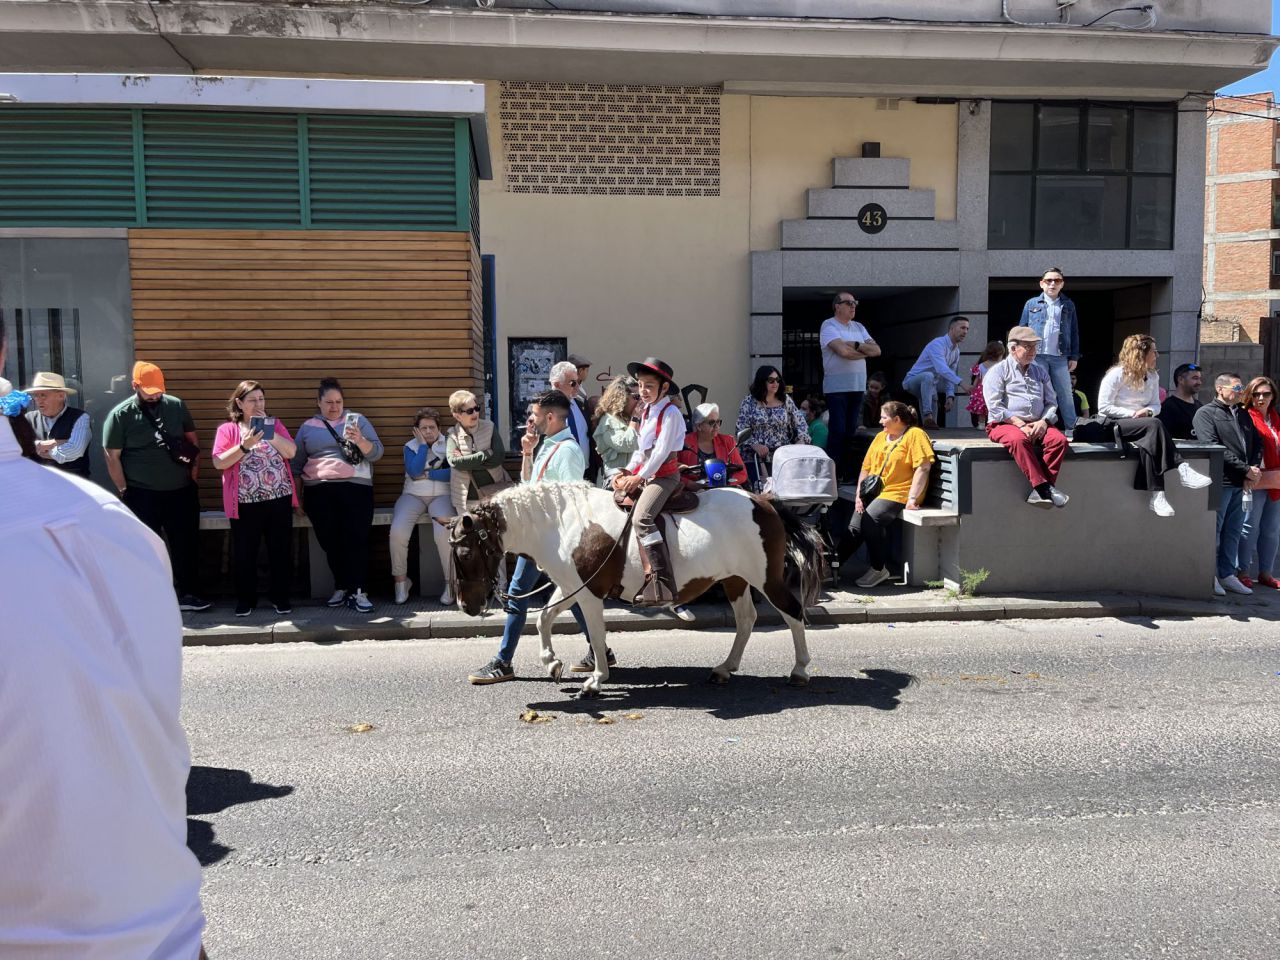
left=1243, top=487, right=1254, bottom=508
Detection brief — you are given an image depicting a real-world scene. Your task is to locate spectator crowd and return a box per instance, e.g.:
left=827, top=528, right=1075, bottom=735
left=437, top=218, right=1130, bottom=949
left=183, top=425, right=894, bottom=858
left=1, top=267, right=1275, bottom=615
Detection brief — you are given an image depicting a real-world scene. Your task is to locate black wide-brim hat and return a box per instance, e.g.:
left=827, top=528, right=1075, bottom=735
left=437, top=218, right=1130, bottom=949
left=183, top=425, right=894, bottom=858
left=627, top=357, right=678, bottom=394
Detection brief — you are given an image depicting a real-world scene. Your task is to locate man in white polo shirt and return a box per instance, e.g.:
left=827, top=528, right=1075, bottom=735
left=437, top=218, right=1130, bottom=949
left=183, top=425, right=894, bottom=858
left=821, top=291, right=881, bottom=481
left=0, top=315, right=207, bottom=959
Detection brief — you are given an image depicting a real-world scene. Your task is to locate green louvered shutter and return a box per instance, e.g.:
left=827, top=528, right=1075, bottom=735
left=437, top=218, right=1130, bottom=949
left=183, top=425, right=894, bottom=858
left=0, top=110, right=137, bottom=226
left=141, top=111, right=302, bottom=227
left=307, top=115, right=460, bottom=230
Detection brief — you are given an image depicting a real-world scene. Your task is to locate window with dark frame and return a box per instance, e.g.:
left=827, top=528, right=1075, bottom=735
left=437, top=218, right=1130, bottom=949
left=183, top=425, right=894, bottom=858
left=989, top=101, right=1176, bottom=250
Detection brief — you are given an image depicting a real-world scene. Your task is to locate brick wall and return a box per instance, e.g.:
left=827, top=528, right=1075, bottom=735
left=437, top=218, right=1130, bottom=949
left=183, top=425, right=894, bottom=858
left=1214, top=177, right=1272, bottom=234
left=1204, top=93, right=1277, bottom=345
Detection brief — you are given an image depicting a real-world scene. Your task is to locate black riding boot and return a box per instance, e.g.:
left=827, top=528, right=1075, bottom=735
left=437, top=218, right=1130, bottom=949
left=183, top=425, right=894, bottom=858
left=634, top=536, right=678, bottom=606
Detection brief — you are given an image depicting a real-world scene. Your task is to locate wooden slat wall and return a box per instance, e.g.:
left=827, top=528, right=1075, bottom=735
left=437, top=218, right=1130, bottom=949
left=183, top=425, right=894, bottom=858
left=129, top=229, right=484, bottom=509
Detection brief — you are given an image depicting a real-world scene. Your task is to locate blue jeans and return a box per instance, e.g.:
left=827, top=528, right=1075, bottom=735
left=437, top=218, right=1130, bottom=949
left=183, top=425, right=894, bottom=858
left=497, top=555, right=588, bottom=663
left=1239, top=490, right=1280, bottom=576
left=1216, top=487, right=1247, bottom=580
left=1034, top=353, right=1077, bottom=431
left=825, top=390, right=864, bottom=481
left=902, top=371, right=947, bottom=423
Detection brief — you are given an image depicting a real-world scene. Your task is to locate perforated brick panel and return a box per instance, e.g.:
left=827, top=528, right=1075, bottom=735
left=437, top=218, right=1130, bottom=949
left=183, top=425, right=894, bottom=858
left=499, top=82, right=721, bottom=196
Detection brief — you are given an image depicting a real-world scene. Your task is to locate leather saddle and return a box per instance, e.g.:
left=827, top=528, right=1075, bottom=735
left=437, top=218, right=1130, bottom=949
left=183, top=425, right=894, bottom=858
left=612, top=484, right=700, bottom=515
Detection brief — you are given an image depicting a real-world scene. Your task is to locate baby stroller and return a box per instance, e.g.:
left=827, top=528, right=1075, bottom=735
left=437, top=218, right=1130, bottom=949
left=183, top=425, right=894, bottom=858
left=762, top=442, right=841, bottom=585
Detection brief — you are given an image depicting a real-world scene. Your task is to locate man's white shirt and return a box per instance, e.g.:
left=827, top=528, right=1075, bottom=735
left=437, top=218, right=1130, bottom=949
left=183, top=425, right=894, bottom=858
left=0, top=416, right=205, bottom=959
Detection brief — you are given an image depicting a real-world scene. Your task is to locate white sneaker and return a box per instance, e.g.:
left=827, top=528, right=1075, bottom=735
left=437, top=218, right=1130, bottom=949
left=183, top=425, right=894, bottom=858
left=855, top=567, right=891, bottom=589
left=394, top=579, right=411, bottom=604
left=439, top=586, right=454, bottom=606
left=350, top=589, right=374, bottom=612
left=1220, top=574, right=1253, bottom=595
left=1213, top=578, right=1226, bottom=596
left=326, top=589, right=348, bottom=607
left=1176, top=461, right=1212, bottom=489
left=672, top=604, right=695, bottom=622
left=1148, top=491, right=1175, bottom=517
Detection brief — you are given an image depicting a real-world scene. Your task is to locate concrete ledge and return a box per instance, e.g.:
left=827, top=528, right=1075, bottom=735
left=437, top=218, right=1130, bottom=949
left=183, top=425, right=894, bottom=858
left=781, top=217, right=958, bottom=249
left=832, top=158, right=911, bottom=189
left=808, top=187, right=937, bottom=219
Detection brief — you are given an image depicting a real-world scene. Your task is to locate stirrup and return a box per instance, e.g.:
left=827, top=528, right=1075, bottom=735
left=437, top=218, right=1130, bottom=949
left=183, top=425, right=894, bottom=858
left=633, top=574, right=676, bottom=607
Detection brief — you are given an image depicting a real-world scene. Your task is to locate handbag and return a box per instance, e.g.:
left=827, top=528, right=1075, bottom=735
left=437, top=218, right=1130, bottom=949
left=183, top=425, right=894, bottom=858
left=1254, top=469, right=1280, bottom=490
left=858, top=436, right=901, bottom=502
left=322, top=418, right=365, bottom=466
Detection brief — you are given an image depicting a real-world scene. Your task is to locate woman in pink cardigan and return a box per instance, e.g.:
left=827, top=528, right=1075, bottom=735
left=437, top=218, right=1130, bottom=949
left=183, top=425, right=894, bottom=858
left=212, top=380, right=298, bottom=617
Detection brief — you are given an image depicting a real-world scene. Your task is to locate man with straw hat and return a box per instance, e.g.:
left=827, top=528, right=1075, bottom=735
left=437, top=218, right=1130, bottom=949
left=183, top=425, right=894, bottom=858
left=24, top=371, right=91, bottom=477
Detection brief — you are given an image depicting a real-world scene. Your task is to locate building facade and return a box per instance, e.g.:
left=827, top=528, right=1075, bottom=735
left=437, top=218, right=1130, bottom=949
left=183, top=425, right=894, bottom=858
left=1203, top=92, right=1280, bottom=346
left=0, top=0, right=1274, bottom=455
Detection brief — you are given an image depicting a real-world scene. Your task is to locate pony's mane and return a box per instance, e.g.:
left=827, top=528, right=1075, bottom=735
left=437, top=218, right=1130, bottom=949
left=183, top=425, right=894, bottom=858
left=489, top=480, right=599, bottom=521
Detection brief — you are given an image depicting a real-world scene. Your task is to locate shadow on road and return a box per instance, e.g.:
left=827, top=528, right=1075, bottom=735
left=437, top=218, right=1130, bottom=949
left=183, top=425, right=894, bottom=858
left=524, top=665, right=917, bottom=720
left=186, top=765, right=294, bottom=866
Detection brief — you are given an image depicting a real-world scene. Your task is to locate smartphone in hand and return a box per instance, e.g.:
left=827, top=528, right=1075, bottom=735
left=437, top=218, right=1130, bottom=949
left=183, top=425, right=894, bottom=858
left=344, top=412, right=360, bottom=433
left=250, top=415, right=265, bottom=436
left=260, top=416, right=276, bottom=441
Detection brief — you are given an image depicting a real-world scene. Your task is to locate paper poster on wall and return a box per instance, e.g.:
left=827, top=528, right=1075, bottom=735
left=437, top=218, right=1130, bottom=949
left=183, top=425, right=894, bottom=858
left=508, top=336, right=566, bottom=448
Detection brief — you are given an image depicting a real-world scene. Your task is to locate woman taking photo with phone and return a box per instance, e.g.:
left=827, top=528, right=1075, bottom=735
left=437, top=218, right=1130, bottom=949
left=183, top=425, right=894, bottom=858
left=292, top=377, right=384, bottom=612
left=213, top=380, right=299, bottom=617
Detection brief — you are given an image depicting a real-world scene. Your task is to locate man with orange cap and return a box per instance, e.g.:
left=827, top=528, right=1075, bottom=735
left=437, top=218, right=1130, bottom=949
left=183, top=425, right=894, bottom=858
left=102, top=361, right=210, bottom=612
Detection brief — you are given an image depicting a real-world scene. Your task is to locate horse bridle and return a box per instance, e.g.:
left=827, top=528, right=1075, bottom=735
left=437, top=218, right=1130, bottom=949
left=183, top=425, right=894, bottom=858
left=448, top=518, right=506, bottom=603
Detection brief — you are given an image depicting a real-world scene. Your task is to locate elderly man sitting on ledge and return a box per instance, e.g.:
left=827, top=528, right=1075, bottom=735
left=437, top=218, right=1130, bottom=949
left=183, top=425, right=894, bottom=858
left=983, top=325, right=1069, bottom=509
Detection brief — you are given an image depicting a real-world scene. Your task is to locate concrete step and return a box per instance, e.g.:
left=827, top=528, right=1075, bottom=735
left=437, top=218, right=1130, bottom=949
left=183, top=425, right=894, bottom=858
left=808, top=186, right=936, bottom=219
left=781, top=217, right=959, bottom=249
left=832, top=156, right=910, bottom=188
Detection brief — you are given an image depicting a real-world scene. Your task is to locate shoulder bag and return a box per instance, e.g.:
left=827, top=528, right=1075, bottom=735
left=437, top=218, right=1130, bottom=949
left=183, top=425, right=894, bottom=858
left=858, top=435, right=902, bottom=502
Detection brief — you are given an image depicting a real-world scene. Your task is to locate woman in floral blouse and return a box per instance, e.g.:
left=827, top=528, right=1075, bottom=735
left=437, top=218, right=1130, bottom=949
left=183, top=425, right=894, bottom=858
left=735, top=365, right=810, bottom=489
left=213, top=380, right=298, bottom=617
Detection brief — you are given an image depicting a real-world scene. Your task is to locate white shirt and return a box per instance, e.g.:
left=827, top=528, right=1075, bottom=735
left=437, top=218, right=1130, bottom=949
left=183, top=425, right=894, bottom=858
left=819, top=317, right=873, bottom=393
left=0, top=417, right=205, bottom=959
left=626, top=397, right=686, bottom=479
left=1097, top=366, right=1161, bottom=419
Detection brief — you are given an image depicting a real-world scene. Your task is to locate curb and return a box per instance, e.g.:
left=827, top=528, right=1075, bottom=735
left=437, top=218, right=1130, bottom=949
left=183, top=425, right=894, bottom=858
left=180, top=590, right=1277, bottom=646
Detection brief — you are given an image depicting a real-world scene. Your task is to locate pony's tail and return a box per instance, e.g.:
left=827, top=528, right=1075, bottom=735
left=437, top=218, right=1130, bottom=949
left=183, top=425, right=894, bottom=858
left=771, top=500, right=827, bottom=619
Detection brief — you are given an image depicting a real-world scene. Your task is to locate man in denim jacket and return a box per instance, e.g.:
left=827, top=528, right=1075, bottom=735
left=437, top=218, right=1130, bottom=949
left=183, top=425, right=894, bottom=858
left=1019, top=267, right=1081, bottom=432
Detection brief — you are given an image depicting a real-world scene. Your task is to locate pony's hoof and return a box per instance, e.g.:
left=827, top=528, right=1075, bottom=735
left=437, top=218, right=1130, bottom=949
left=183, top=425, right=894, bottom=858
left=786, top=673, right=809, bottom=687
left=575, top=687, right=601, bottom=700
left=547, top=659, right=564, bottom=682
left=707, top=670, right=730, bottom=685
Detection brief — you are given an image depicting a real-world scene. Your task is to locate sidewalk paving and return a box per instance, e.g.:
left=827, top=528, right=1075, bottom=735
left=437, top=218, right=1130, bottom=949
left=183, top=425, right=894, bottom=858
left=181, top=580, right=1280, bottom=646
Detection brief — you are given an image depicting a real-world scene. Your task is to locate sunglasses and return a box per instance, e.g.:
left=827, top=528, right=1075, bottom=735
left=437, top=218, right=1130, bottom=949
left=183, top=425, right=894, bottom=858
left=457, top=405, right=480, bottom=415
left=766, top=377, right=781, bottom=384
left=835, top=299, right=858, bottom=307
left=1184, top=364, right=1201, bottom=371
left=1255, top=391, right=1274, bottom=398
left=703, top=418, right=722, bottom=427
left=1041, top=278, right=1064, bottom=284
left=565, top=379, right=580, bottom=387
left=1231, top=385, right=1245, bottom=392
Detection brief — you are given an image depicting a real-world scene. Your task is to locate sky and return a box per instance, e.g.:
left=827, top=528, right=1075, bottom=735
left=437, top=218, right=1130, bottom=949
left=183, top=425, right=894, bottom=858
left=1217, top=0, right=1280, bottom=96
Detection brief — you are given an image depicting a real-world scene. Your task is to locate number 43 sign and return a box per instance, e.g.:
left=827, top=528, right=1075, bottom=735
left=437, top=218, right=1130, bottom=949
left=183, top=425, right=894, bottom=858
left=857, top=202, right=888, bottom=235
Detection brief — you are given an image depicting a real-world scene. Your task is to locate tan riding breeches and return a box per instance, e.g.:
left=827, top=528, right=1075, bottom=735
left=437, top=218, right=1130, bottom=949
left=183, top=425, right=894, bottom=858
left=633, top=474, right=683, bottom=542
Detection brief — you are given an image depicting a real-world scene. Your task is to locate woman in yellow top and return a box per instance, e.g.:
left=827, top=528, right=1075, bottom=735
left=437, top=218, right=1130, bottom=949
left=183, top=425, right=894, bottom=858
left=848, top=400, right=935, bottom=589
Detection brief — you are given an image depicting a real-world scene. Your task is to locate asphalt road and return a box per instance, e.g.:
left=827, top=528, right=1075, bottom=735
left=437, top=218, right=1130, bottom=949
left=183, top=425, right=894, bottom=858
left=183, top=615, right=1280, bottom=960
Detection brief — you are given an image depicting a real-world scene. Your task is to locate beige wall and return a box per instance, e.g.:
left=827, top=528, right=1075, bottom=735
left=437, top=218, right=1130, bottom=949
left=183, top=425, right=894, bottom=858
left=748, top=96, right=958, bottom=250
left=478, top=86, right=959, bottom=434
